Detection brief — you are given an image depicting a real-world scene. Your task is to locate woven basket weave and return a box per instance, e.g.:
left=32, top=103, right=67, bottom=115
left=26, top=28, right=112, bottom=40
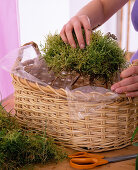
left=10, top=42, right=138, bottom=152
left=11, top=72, right=138, bottom=152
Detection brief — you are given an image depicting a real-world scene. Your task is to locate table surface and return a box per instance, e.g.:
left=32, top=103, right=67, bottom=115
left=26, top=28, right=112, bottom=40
left=2, top=94, right=138, bottom=170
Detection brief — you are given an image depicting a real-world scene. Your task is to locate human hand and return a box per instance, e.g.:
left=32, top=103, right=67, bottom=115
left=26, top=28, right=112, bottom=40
left=111, top=59, right=138, bottom=97
left=60, top=15, right=92, bottom=49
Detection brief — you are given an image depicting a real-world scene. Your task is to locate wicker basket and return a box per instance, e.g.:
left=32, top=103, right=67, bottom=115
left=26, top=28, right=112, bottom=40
left=10, top=42, right=138, bottom=152
left=11, top=71, right=138, bottom=152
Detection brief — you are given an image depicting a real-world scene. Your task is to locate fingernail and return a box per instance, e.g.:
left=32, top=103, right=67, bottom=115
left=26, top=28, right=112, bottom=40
left=87, top=41, right=90, bottom=45
left=115, top=88, right=122, bottom=93
left=80, top=44, right=85, bottom=49
left=72, top=44, right=76, bottom=48
left=126, top=93, right=131, bottom=97
left=111, top=86, right=115, bottom=91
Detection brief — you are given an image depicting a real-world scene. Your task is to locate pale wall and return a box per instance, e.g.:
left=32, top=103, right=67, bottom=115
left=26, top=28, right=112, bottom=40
left=19, top=0, right=138, bottom=52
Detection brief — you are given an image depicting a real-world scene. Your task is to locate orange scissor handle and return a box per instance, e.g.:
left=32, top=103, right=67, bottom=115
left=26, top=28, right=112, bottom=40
left=68, top=152, right=104, bottom=159
left=70, top=157, right=108, bottom=169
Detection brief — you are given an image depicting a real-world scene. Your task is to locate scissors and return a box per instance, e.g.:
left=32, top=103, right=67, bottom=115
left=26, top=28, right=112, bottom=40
left=68, top=151, right=137, bottom=169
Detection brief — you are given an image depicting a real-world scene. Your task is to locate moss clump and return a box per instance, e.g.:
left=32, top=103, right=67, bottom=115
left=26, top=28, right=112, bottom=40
left=42, top=30, right=126, bottom=85
left=0, top=105, right=67, bottom=169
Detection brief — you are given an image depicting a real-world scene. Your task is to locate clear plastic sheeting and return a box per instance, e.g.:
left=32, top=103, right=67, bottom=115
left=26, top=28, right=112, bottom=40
left=0, top=44, right=46, bottom=86
left=11, top=45, right=52, bottom=86
left=0, top=43, right=120, bottom=121
left=66, top=86, right=119, bottom=120
left=0, top=43, right=83, bottom=89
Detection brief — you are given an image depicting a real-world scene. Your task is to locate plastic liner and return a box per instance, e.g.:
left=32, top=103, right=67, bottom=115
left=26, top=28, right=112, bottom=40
left=0, top=42, right=121, bottom=120
left=66, top=86, right=119, bottom=120
left=0, top=44, right=47, bottom=86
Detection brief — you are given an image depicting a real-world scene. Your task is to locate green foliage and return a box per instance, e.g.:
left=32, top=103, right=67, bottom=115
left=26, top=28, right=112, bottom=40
left=0, top=105, right=67, bottom=169
left=131, top=126, right=138, bottom=146
left=42, top=30, right=126, bottom=83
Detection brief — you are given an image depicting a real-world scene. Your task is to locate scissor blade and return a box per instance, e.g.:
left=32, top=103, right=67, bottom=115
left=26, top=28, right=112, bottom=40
left=105, top=154, right=137, bottom=163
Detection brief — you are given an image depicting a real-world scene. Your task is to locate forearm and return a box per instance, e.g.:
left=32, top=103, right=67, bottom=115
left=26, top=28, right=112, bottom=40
left=76, top=0, right=129, bottom=29
left=60, top=0, right=129, bottom=48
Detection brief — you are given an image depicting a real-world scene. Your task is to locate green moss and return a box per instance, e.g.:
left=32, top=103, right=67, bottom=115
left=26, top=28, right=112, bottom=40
left=41, top=30, right=126, bottom=84
left=0, top=105, right=67, bottom=169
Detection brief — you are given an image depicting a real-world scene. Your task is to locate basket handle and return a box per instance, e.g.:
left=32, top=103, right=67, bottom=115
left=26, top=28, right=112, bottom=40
left=22, top=41, right=41, bottom=56
left=12, top=41, right=41, bottom=71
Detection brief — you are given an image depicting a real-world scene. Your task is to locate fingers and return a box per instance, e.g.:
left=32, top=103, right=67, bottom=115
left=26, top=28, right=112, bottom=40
left=112, top=81, right=138, bottom=93
left=120, top=65, right=138, bottom=78
left=111, top=81, right=138, bottom=97
left=60, top=15, right=92, bottom=48
left=111, top=65, right=138, bottom=95
left=111, top=74, right=138, bottom=97
left=80, top=15, right=92, bottom=45
left=125, top=91, right=138, bottom=97
left=73, top=19, right=85, bottom=48
left=60, top=25, right=68, bottom=44
left=65, top=23, right=76, bottom=48
left=111, top=75, right=138, bottom=89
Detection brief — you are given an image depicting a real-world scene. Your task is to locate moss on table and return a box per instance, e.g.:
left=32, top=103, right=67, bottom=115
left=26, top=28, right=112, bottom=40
left=0, top=104, right=67, bottom=169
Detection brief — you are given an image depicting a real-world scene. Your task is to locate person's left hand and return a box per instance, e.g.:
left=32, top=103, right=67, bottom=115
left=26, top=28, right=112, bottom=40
left=111, top=59, right=138, bottom=97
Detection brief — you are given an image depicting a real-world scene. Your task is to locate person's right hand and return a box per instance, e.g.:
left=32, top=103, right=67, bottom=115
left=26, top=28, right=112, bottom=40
left=60, top=15, right=92, bottom=49
left=111, top=59, right=138, bottom=97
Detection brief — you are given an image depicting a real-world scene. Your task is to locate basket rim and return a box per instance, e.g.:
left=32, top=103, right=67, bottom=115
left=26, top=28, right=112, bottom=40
left=11, top=74, right=129, bottom=100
